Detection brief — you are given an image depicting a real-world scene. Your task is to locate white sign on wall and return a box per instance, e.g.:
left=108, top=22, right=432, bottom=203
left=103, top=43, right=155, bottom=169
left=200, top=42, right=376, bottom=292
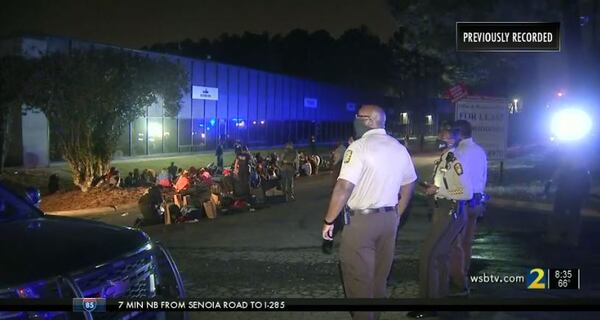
left=455, top=96, right=510, bottom=161
left=192, top=86, right=219, bottom=101
left=304, top=97, right=318, bottom=108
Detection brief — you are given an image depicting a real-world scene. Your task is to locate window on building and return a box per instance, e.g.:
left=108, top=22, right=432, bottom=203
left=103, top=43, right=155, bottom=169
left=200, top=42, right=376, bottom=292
left=163, top=118, right=178, bottom=153
left=148, top=117, right=163, bottom=154
left=192, top=118, right=206, bottom=151
left=178, top=118, right=192, bottom=152
left=132, top=117, right=147, bottom=156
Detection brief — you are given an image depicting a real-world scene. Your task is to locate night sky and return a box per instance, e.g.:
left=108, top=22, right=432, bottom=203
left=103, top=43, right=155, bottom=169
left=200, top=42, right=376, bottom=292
left=1, top=0, right=397, bottom=48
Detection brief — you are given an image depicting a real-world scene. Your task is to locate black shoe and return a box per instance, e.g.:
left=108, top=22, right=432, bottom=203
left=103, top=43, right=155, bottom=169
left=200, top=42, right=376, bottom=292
left=406, top=311, right=438, bottom=318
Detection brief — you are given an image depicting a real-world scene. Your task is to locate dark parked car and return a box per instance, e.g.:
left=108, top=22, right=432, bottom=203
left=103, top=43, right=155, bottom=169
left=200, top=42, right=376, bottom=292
left=0, top=182, right=185, bottom=319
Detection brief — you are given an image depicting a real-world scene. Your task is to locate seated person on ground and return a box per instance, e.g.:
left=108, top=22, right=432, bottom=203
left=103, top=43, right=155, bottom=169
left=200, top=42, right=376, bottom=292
left=174, top=170, right=191, bottom=193
left=157, top=168, right=171, bottom=188
left=179, top=183, right=211, bottom=219
left=300, top=159, right=312, bottom=176
left=146, top=169, right=157, bottom=185
left=123, top=172, right=134, bottom=188
left=108, top=169, right=122, bottom=188
left=137, top=186, right=164, bottom=226
left=132, top=168, right=141, bottom=187
left=221, top=168, right=235, bottom=195
left=48, top=174, right=60, bottom=194
left=173, top=168, right=184, bottom=184
left=198, top=168, right=213, bottom=186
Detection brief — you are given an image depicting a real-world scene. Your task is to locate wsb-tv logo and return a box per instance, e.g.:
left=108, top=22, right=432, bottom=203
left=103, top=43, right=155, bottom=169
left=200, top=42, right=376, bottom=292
left=73, top=298, right=107, bottom=313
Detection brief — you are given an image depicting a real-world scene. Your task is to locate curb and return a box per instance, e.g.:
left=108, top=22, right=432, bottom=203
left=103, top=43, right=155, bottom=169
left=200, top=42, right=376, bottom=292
left=47, top=202, right=138, bottom=217
left=489, top=198, right=600, bottom=218
left=44, top=185, right=599, bottom=219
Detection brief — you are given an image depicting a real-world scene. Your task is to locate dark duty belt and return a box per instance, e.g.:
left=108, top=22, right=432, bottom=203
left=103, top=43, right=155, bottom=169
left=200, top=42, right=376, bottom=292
left=349, top=206, right=396, bottom=216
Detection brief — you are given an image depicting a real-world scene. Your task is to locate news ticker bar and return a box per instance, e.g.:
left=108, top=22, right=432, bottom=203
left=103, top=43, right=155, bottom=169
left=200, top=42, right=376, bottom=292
left=1, top=299, right=600, bottom=312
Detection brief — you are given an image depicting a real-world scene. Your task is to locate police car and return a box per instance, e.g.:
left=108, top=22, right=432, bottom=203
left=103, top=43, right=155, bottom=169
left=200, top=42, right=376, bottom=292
left=0, top=182, right=185, bottom=319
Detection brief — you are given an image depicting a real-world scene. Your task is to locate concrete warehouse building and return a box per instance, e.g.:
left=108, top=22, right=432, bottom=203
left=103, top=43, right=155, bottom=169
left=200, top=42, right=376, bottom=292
left=1, top=35, right=389, bottom=168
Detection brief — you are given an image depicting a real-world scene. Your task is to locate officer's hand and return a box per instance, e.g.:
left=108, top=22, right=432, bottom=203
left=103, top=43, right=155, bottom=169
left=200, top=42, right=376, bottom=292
left=425, top=185, right=439, bottom=196
left=322, top=224, right=334, bottom=241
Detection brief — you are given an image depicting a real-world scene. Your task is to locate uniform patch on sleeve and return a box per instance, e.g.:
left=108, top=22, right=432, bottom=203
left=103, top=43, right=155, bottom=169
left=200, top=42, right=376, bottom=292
left=343, top=150, right=353, bottom=164
left=454, top=163, right=464, bottom=176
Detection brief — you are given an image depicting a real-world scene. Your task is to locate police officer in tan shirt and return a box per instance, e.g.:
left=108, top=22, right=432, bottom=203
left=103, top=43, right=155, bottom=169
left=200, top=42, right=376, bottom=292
left=408, top=127, right=473, bottom=319
left=322, top=105, right=417, bottom=320
left=449, top=120, right=488, bottom=295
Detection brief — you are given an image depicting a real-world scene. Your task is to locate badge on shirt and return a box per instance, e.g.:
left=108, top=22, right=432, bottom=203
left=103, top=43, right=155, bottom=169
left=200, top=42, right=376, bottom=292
left=454, top=163, right=464, bottom=176
left=343, top=150, right=353, bottom=164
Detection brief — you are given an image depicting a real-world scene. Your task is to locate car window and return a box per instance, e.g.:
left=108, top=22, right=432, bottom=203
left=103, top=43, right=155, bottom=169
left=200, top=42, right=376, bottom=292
left=0, top=184, right=42, bottom=221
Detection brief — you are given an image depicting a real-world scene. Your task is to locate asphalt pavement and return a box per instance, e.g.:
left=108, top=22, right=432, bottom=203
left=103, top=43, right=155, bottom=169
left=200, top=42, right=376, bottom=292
left=86, top=158, right=600, bottom=320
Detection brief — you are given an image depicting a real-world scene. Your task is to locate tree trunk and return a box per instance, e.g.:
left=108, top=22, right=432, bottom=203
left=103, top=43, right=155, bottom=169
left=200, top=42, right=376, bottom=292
left=0, top=108, right=12, bottom=174
left=67, top=157, right=111, bottom=192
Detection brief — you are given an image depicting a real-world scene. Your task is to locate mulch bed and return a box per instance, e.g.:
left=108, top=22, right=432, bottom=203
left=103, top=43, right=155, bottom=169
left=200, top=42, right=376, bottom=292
left=40, top=186, right=148, bottom=212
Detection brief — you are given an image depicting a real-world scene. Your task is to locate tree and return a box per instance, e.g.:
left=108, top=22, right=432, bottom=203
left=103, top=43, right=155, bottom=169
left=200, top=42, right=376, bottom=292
left=0, top=55, right=33, bottom=173
left=334, top=26, right=393, bottom=91
left=25, top=49, right=188, bottom=192
left=387, top=0, right=564, bottom=90
left=145, top=27, right=396, bottom=94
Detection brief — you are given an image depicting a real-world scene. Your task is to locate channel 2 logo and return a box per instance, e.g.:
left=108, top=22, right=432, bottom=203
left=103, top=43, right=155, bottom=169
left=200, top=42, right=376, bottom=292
left=73, top=298, right=106, bottom=313
left=526, top=268, right=548, bottom=289
left=526, top=267, right=581, bottom=290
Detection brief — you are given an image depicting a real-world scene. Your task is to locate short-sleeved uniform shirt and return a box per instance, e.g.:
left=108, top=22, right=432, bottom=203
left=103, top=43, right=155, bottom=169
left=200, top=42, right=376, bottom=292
left=433, top=148, right=473, bottom=201
left=454, top=138, right=487, bottom=194
left=338, top=129, right=417, bottom=210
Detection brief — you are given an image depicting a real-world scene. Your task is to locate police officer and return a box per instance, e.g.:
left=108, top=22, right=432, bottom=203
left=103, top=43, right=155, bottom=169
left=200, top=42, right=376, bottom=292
left=408, top=127, right=472, bottom=319
left=280, top=142, right=299, bottom=201
left=545, top=149, right=591, bottom=247
left=322, top=105, right=417, bottom=320
left=449, top=120, right=487, bottom=295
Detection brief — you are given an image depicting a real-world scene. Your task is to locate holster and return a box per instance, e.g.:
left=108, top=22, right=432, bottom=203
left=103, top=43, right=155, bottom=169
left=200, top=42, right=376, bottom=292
left=467, top=193, right=485, bottom=208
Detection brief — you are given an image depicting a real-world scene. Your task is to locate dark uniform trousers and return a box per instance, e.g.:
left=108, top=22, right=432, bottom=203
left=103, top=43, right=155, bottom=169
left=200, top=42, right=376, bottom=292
left=450, top=204, right=483, bottom=290
left=280, top=165, right=295, bottom=199
left=546, top=196, right=583, bottom=246
left=340, top=210, right=400, bottom=320
left=419, top=199, right=467, bottom=298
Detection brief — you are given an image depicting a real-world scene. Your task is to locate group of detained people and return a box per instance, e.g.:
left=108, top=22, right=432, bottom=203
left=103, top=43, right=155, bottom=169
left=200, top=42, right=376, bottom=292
left=136, top=161, right=217, bottom=226
left=97, top=162, right=212, bottom=192
left=219, top=142, right=324, bottom=203
left=119, top=138, right=333, bottom=225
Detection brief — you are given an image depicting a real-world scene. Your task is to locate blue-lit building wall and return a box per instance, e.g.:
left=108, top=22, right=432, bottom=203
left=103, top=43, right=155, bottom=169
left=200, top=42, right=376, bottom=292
left=111, top=45, right=383, bottom=157
left=3, top=36, right=384, bottom=163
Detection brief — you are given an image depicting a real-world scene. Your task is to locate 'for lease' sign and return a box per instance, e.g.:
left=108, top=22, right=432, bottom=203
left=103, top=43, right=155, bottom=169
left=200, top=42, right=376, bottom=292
left=455, top=96, right=509, bottom=161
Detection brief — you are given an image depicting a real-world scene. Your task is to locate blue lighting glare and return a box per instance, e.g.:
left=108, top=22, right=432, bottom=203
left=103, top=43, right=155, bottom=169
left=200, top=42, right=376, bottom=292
left=209, top=119, right=216, bottom=126
left=551, top=108, right=593, bottom=141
